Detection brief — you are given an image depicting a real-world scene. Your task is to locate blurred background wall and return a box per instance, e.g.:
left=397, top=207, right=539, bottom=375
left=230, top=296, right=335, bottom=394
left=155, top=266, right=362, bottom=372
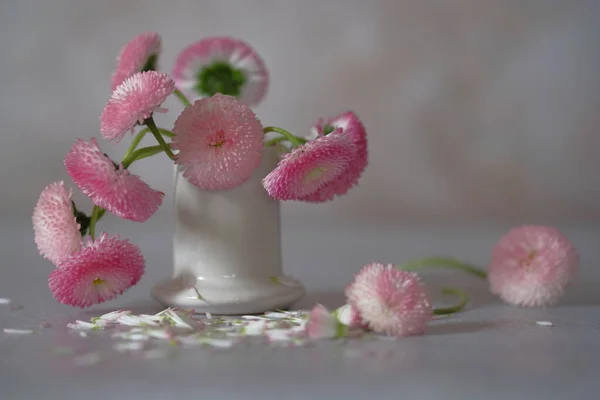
left=1, top=0, right=599, bottom=226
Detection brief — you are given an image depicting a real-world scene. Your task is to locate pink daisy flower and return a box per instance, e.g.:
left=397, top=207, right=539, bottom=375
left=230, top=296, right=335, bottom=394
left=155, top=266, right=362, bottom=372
left=172, top=93, right=264, bottom=190
left=172, top=37, right=268, bottom=106
left=49, top=233, right=145, bottom=308
left=262, top=132, right=356, bottom=201
left=336, top=303, right=365, bottom=329
left=65, top=138, right=164, bottom=222
left=300, top=112, right=367, bottom=203
left=488, top=225, right=579, bottom=307
left=32, top=182, right=83, bottom=266
left=111, top=32, right=162, bottom=90
left=306, top=304, right=345, bottom=339
left=100, top=71, right=175, bottom=143
left=345, top=263, right=432, bottom=337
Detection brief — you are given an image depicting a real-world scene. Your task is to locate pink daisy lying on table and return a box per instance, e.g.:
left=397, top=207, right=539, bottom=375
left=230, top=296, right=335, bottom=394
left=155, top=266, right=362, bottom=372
left=488, top=225, right=579, bottom=307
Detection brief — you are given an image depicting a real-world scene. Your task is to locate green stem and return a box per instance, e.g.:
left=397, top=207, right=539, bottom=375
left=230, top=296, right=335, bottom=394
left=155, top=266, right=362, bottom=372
left=398, top=257, right=488, bottom=279
left=265, top=136, right=290, bottom=147
left=173, top=88, right=191, bottom=107
left=433, top=288, right=469, bottom=315
left=263, top=126, right=306, bottom=148
left=88, top=205, right=102, bottom=240
left=145, top=117, right=176, bottom=160
left=122, top=145, right=166, bottom=169
left=124, top=128, right=174, bottom=160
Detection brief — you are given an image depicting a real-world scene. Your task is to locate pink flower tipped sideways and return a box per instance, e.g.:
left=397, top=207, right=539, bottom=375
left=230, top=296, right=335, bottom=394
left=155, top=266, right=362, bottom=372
left=345, top=263, right=432, bottom=337
left=306, top=304, right=342, bottom=339
left=172, top=93, right=264, bottom=190
left=262, top=133, right=357, bottom=201
left=49, top=233, right=145, bottom=308
left=111, top=32, right=162, bottom=90
left=300, top=111, right=367, bottom=203
left=488, top=225, right=579, bottom=307
left=65, top=138, right=164, bottom=222
left=101, top=71, right=175, bottom=143
left=33, top=182, right=83, bottom=265
left=172, top=36, right=268, bottom=106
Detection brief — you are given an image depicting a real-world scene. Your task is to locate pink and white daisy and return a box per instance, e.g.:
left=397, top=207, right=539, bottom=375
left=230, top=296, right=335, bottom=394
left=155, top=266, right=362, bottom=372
left=172, top=93, right=264, bottom=190
left=300, top=112, right=367, bottom=202
left=100, top=71, right=174, bottom=143
left=172, top=37, right=268, bottom=106
left=65, top=138, right=164, bottom=222
left=111, top=32, right=162, bottom=90
left=345, top=263, right=432, bottom=337
left=262, top=132, right=356, bottom=201
left=49, top=233, right=145, bottom=308
left=335, top=303, right=365, bottom=329
left=488, top=225, right=579, bottom=307
left=33, top=182, right=83, bottom=265
left=306, top=304, right=346, bottom=339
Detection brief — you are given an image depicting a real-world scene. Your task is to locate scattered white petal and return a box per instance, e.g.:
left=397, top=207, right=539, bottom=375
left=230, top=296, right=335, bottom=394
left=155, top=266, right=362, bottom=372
left=243, top=320, right=267, bottom=335
left=67, top=321, right=98, bottom=331
left=161, top=308, right=197, bottom=330
left=205, top=312, right=212, bottom=319
left=114, top=341, right=145, bottom=352
left=3, top=328, right=34, bottom=335
left=263, top=312, right=290, bottom=319
left=112, top=332, right=150, bottom=341
left=117, top=314, right=160, bottom=327
left=79, top=331, right=88, bottom=338
left=73, top=352, right=102, bottom=366
left=0, top=298, right=11, bottom=304
left=199, top=338, right=235, bottom=348
left=536, top=321, right=553, bottom=327
left=97, top=310, right=131, bottom=323
left=242, top=315, right=268, bottom=320
left=146, top=329, right=173, bottom=340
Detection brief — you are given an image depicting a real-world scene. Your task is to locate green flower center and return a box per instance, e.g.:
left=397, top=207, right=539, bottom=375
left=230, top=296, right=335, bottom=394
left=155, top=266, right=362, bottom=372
left=305, top=166, right=327, bottom=183
left=323, top=125, right=336, bottom=135
left=141, top=54, right=158, bottom=72
left=195, top=62, right=247, bottom=97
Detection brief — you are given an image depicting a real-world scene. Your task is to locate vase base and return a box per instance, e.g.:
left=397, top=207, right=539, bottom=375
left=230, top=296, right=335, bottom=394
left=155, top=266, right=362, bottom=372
left=151, top=274, right=306, bottom=315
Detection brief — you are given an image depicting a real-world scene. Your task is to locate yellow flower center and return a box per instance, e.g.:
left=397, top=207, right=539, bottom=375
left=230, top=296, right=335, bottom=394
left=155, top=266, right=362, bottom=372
left=305, top=166, right=327, bottom=183
left=93, top=277, right=105, bottom=286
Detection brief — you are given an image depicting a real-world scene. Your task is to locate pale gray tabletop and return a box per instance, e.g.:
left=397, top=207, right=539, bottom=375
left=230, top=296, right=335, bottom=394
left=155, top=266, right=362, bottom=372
left=1, top=217, right=599, bottom=400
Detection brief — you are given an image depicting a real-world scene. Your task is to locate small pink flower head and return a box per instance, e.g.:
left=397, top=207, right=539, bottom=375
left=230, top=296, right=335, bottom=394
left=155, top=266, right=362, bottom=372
left=49, top=233, right=145, bottom=308
left=100, top=71, right=174, bottom=143
left=172, top=93, right=264, bottom=190
left=65, top=138, right=164, bottom=222
left=306, top=304, right=344, bottom=339
left=111, top=32, right=162, bottom=90
left=488, top=225, right=579, bottom=307
left=263, top=132, right=356, bottom=200
left=300, top=111, right=367, bottom=203
left=172, top=37, right=268, bottom=106
left=335, top=303, right=365, bottom=329
left=33, top=182, right=82, bottom=265
left=345, top=263, right=432, bottom=337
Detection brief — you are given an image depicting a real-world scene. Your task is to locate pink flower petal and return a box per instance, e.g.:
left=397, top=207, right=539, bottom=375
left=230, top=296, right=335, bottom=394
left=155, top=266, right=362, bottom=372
left=101, top=71, right=175, bottom=143
left=306, top=304, right=339, bottom=339
left=172, top=93, right=264, bottom=190
left=262, top=132, right=356, bottom=200
left=336, top=304, right=365, bottom=329
left=33, top=181, right=82, bottom=266
left=300, top=111, right=367, bottom=202
left=488, top=225, right=579, bottom=307
left=345, top=263, right=432, bottom=337
left=173, top=37, right=268, bottom=106
left=65, top=138, right=164, bottom=222
left=49, top=233, right=145, bottom=308
left=111, top=32, right=162, bottom=90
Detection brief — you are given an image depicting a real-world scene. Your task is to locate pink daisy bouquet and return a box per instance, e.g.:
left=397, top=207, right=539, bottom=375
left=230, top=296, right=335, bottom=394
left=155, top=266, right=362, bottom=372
left=32, top=33, right=580, bottom=340
left=33, top=33, right=367, bottom=308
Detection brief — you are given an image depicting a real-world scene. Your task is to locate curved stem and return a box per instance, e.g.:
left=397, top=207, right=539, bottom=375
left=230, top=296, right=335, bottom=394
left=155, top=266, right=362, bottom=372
left=145, top=117, right=176, bottom=160
left=88, top=205, right=102, bottom=240
left=122, top=145, right=166, bottom=169
left=265, top=136, right=289, bottom=147
left=173, top=89, right=191, bottom=107
left=433, top=288, right=469, bottom=315
left=398, top=257, right=488, bottom=279
left=124, top=128, right=174, bottom=160
left=263, top=126, right=306, bottom=148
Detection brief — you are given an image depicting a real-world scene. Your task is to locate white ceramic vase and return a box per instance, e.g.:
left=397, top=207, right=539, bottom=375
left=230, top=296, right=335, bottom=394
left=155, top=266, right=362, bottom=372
left=151, top=148, right=305, bottom=315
